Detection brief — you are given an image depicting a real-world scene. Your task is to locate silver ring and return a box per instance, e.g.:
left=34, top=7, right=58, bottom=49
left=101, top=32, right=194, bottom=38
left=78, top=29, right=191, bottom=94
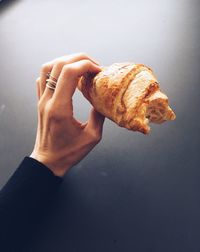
left=46, top=72, right=51, bottom=78
left=46, top=78, right=57, bottom=85
left=46, top=72, right=57, bottom=82
left=46, top=82, right=56, bottom=91
left=46, top=78, right=57, bottom=91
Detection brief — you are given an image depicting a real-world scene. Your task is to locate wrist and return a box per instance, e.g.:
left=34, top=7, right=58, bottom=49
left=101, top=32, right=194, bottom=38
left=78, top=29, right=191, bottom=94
left=30, top=151, right=69, bottom=177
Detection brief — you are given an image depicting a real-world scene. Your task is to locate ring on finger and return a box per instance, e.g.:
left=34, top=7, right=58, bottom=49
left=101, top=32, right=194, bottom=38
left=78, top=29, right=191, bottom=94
left=46, top=72, right=58, bottom=82
left=46, top=79, right=57, bottom=91
left=46, top=78, right=57, bottom=85
left=46, top=82, right=56, bottom=91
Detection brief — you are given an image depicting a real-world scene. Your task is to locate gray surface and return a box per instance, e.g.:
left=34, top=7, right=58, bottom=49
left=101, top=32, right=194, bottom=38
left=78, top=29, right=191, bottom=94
left=0, top=0, right=200, bottom=251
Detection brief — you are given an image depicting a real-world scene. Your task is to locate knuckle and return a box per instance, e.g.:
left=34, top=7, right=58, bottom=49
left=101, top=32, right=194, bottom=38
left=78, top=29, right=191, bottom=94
left=45, top=102, right=65, bottom=122
left=46, top=106, right=59, bottom=121
left=40, top=63, right=50, bottom=73
left=47, top=107, right=55, bottom=119
left=54, top=60, right=65, bottom=70
left=78, top=52, right=89, bottom=59
left=82, top=59, right=92, bottom=67
left=45, top=104, right=57, bottom=119
left=37, top=100, right=44, bottom=113
left=82, top=58, right=90, bottom=64
left=62, top=65, right=74, bottom=75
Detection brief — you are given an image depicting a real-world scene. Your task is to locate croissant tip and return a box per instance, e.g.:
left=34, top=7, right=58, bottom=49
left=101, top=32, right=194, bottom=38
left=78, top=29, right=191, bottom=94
left=141, top=127, right=151, bottom=135
left=171, top=112, right=176, bottom=120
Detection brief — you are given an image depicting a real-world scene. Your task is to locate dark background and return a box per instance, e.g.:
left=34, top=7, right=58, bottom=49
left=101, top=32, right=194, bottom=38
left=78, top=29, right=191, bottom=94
left=0, top=0, right=200, bottom=251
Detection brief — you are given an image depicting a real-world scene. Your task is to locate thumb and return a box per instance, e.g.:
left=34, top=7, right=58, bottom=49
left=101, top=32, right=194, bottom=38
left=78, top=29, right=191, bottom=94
left=86, top=108, right=105, bottom=135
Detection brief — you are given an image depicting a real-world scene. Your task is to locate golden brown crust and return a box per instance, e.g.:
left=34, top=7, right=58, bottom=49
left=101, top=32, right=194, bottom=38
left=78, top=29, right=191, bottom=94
left=78, top=62, right=176, bottom=134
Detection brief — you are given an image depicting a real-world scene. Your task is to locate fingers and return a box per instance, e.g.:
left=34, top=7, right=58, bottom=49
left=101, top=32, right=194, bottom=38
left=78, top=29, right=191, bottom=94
left=36, top=77, right=41, bottom=100
left=88, top=108, right=105, bottom=133
left=85, top=108, right=105, bottom=142
left=39, top=61, right=54, bottom=97
left=42, top=53, right=100, bottom=100
left=53, top=59, right=102, bottom=103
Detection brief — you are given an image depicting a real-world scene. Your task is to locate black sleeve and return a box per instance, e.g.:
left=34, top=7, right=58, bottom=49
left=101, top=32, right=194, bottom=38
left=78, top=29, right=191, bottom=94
left=0, top=157, right=63, bottom=251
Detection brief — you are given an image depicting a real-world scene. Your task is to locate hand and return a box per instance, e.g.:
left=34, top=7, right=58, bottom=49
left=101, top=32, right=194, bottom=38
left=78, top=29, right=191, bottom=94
left=30, top=53, right=105, bottom=177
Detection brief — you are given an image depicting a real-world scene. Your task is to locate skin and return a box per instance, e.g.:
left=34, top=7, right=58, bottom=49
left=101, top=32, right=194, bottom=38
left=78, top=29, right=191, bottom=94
left=30, top=53, right=105, bottom=177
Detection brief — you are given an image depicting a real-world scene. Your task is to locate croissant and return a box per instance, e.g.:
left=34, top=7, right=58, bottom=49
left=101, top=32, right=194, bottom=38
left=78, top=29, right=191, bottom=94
left=78, top=63, right=176, bottom=134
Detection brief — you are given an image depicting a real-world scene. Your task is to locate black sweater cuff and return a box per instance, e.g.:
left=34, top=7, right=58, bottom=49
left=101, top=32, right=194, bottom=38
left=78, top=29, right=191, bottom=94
left=0, top=156, right=62, bottom=207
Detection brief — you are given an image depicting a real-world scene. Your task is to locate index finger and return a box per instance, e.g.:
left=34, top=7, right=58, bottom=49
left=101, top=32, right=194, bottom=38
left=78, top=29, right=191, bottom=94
left=53, top=59, right=102, bottom=103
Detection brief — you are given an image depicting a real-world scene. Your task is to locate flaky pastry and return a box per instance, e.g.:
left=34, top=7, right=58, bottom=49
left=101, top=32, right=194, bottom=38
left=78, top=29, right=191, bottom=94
left=78, top=63, right=176, bottom=134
